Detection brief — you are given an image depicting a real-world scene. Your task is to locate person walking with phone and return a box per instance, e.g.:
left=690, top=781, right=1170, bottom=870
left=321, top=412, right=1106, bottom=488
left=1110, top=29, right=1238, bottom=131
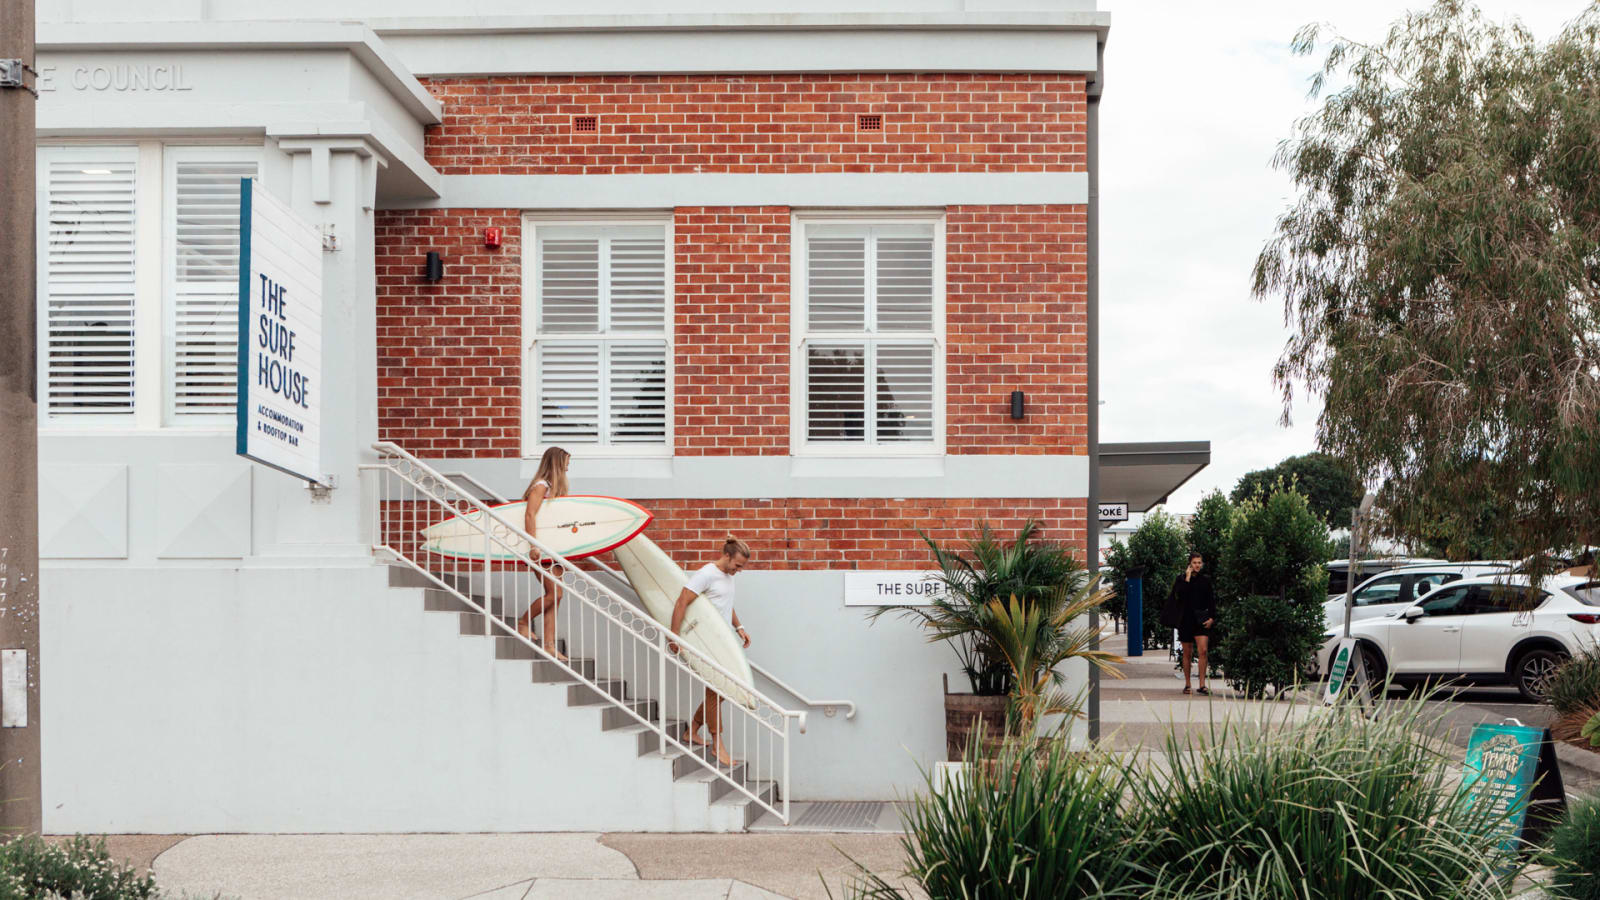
left=1164, top=552, right=1216, bottom=695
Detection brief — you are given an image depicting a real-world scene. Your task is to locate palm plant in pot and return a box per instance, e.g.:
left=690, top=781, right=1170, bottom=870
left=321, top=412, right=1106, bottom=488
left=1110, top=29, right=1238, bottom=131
left=874, top=521, right=1121, bottom=759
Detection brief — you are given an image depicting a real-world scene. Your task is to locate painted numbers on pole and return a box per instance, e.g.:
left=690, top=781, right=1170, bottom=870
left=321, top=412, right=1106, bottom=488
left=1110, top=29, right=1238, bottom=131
left=236, top=179, right=325, bottom=484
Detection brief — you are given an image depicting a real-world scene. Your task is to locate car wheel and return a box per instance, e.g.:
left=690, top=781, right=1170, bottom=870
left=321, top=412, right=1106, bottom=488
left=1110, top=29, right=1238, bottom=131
left=1512, top=648, right=1568, bottom=703
left=1358, top=643, right=1388, bottom=698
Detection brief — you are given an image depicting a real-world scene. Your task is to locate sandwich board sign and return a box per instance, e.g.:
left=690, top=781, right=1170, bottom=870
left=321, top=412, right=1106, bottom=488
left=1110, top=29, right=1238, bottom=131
left=1459, top=722, right=1566, bottom=853
left=235, top=178, right=325, bottom=484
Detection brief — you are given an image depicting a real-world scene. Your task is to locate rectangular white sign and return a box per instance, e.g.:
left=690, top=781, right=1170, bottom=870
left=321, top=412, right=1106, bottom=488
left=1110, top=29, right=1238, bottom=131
left=844, top=571, right=950, bottom=607
left=236, top=179, right=324, bottom=484
left=1098, top=502, right=1130, bottom=523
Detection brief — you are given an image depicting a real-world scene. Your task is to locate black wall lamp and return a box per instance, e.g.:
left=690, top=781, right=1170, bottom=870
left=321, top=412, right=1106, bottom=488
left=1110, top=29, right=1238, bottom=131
left=1010, top=390, right=1026, bottom=420
left=424, top=251, right=444, bottom=283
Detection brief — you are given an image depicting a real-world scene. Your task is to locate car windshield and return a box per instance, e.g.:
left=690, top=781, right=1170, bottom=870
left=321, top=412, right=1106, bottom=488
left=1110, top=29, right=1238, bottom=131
left=1562, top=582, right=1600, bottom=607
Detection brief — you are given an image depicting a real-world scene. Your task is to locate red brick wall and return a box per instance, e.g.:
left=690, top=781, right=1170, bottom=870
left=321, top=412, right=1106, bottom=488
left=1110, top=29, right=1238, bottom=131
left=622, top=497, right=1088, bottom=569
left=947, top=206, right=1087, bottom=455
left=419, top=74, right=1087, bottom=175
left=375, top=206, right=1087, bottom=456
left=379, top=498, right=1090, bottom=570
left=376, top=210, right=522, bottom=455
left=674, top=207, right=791, bottom=455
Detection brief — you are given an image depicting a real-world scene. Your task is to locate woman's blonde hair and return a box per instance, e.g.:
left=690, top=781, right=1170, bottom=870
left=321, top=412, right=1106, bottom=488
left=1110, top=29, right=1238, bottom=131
left=525, top=446, right=571, bottom=501
left=722, top=536, right=751, bottom=560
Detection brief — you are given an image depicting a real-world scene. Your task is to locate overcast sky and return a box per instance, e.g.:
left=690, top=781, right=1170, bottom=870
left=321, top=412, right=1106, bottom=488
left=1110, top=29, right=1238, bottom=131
left=1096, top=0, right=1582, bottom=512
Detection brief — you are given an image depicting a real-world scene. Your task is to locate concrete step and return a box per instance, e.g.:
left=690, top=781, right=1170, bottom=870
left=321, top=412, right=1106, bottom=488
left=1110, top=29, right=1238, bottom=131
left=599, top=699, right=659, bottom=730
left=624, top=721, right=688, bottom=756
left=568, top=679, right=629, bottom=706
left=716, top=780, right=779, bottom=829
left=532, top=658, right=595, bottom=683
left=389, top=566, right=470, bottom=592
left=494, top=636, right=568, bottom=660
left=423, top=589, right=475, bottom=613
left=458, top=611, right=521, bottom=635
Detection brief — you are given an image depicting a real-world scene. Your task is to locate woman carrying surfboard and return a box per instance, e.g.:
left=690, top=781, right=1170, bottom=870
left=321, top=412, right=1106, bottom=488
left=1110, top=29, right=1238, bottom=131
left=668, top=537, right=752, bottom=767
left=517, top=447, right=571, bottom=661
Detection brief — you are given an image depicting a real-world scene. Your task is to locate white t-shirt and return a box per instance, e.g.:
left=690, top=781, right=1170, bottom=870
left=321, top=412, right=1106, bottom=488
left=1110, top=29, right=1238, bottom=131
left=685, top=563, right=737, bottom=627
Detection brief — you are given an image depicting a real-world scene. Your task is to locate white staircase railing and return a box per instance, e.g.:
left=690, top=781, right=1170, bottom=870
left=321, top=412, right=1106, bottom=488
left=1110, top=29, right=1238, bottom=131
left=588, top=558, right=857, bottom=721
left=362, top=441, right=799, bottom=824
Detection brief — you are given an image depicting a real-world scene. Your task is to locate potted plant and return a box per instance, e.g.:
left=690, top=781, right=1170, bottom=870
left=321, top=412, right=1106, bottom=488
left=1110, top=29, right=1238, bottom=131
left=876, top=521, right=1120, bottom=759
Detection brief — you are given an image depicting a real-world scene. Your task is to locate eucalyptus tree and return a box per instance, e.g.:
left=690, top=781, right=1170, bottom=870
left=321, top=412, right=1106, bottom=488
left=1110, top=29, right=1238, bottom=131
left=1255, top=0, right=1600, bottom=562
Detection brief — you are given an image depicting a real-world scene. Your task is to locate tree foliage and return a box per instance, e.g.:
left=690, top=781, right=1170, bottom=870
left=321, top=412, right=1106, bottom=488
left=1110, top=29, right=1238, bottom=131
left=1101, top=510, right=1189, bottom=651
left=1254, top=0, right=1600, bottom=564
left=1215, top=483, right=1330, bottom=697
left=1230, top=453, right=1363, bottom=525
left=1187, top=491, right=1236, bottom=571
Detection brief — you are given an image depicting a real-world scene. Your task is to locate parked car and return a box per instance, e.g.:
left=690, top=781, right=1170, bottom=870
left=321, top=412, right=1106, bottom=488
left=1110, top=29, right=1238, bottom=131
left=1317, top=574, right=1600, bottom=702
left=1325, top=557, right=1445, bottom=597
left=1321, top=562, right=1513, bottom=631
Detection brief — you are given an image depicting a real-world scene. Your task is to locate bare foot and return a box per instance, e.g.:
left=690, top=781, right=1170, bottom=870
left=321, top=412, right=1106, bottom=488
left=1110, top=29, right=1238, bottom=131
left=516, top=619, right=534, bottom=641
left=680, top=724, right=709, bottom=747
left=710, top=739, right=737, bottom=767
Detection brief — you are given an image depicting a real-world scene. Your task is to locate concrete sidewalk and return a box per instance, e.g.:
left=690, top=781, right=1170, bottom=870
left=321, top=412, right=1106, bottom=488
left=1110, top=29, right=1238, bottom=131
left=78, top=831, right=910, bottom=900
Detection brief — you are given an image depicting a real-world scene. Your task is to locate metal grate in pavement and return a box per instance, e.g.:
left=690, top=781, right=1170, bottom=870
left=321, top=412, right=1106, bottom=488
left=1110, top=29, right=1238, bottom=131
left=792, top=801, right=888, bottom=831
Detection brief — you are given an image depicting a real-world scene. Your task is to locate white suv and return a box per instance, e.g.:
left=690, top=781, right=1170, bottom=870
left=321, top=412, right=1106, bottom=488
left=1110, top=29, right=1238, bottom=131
left=1322, top=574, right=1600, bottom=701
left=1322, top=563, right=1512, bottom=630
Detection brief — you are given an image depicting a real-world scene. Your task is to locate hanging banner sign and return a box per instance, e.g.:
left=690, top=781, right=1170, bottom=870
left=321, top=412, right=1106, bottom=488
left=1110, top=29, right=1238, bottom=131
left=235, top=178, right=325, bottom=484
left=1459, top=722, right=1567, bottom=854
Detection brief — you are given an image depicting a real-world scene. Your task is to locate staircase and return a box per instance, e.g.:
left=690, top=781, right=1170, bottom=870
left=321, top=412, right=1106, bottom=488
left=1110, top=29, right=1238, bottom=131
left=363, top=442, right=800, bottom=831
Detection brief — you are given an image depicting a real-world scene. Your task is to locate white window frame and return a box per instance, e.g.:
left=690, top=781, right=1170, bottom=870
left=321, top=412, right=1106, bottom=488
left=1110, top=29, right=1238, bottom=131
left=37, top=140, right=264, bottom=433
left=790, top=210, right=946, bottom=457
left=162, top=145, right=264, bottom=427
left=521, top=213, right=675, bottom=459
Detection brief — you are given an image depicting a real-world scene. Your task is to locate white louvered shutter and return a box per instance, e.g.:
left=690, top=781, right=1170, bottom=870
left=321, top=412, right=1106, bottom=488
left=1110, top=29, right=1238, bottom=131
left=41, top=150, right=139, bottom=418
left=802, top=224, right=938, bottom=445
left=169, top=158, right=259, bottom=419
left=535, top=226, right=668, bottom=447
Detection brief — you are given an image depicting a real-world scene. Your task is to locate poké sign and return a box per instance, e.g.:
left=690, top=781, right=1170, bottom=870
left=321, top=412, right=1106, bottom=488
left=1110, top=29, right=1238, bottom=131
left=235, top=179, right=325, bottom=485
left=844, top=571, right=951, bottom=607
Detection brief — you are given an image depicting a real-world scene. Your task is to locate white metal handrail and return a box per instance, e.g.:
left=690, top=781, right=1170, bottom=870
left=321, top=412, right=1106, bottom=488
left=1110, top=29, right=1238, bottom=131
left=363, top=441, right=798, bottom=824
left=589, top=557, right=857, bottom=722
left=439, top=470, right=508, bottom=505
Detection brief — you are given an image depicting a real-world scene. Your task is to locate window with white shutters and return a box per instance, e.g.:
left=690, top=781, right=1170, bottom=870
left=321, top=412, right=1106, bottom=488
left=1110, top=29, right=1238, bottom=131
left=528, top=222, right=670, bottom=451
left=38, top=143, right=265, bottom=428
left=166, top=150, right=259, bottom=420
left=40, top=149, right=140, bottom=419
left=795, top=220, right=942, bottom=450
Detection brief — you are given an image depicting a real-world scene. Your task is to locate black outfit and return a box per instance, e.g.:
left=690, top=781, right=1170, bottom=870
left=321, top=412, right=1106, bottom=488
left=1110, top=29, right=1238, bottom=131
left=1165, top=573, right=1217, bottom=644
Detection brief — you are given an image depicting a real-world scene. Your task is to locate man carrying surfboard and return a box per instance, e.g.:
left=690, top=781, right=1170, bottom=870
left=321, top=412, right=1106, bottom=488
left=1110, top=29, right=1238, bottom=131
left=668, top=537, right=752, bottom=767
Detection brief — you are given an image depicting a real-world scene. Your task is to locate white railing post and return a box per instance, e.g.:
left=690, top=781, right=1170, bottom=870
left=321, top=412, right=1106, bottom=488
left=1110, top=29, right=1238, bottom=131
left=782, top=715, right=791, bottom=824
left=476, top=515, right=489, bottom=634
left=658, top=628, right=668, bottom=757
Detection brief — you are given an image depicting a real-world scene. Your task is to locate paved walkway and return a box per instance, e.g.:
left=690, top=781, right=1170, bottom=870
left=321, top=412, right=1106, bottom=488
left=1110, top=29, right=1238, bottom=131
left=79, top=832, right=909, bottom=900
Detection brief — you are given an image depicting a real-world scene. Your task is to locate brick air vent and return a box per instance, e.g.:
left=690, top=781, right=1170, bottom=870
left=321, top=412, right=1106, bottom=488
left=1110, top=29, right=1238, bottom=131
left=573, top=116, right=598, bottom=133
left=857, top=114, right=883, bottom=131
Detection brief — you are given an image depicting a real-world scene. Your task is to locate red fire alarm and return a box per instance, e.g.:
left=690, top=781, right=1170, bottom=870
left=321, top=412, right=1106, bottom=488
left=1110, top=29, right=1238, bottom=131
left=484, top=227, right=503, bottom=249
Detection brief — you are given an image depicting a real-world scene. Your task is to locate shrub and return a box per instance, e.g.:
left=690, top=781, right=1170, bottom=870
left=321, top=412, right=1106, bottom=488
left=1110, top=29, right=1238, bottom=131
left=1547, top=795, right=1600, bottom=900
left=1133, top=695, right=1523, bottom=900
left=1213, top=483, right=1330, bottom=697
left=0, top=835, right=157, bottom=900
left=1101, top=510, right=1189, bottom=651
left=847, top=736, right=1147, bottom=899
left=1545, top=648, right=1600, bottom=717
left=847, top=693, right=1526, bottom=900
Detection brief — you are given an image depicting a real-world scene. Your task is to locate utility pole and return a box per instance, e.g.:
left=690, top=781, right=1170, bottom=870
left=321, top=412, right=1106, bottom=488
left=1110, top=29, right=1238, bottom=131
left=0, top=0, right=43, bottom=834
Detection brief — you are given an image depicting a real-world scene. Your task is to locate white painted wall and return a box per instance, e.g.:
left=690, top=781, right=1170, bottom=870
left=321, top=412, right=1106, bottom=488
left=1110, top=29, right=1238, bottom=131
left=41, top=564, right=747, bottom=832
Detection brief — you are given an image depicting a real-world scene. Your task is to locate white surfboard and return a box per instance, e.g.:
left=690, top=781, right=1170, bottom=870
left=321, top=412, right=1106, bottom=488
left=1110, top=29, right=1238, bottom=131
left=421, top=495, right=652, bottom=563
left=611, top=534, right=758, bottom=710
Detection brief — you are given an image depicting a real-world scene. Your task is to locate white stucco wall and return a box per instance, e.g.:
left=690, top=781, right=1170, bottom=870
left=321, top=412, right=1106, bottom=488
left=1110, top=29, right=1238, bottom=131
left=41, top=564, right=751, bottom=832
